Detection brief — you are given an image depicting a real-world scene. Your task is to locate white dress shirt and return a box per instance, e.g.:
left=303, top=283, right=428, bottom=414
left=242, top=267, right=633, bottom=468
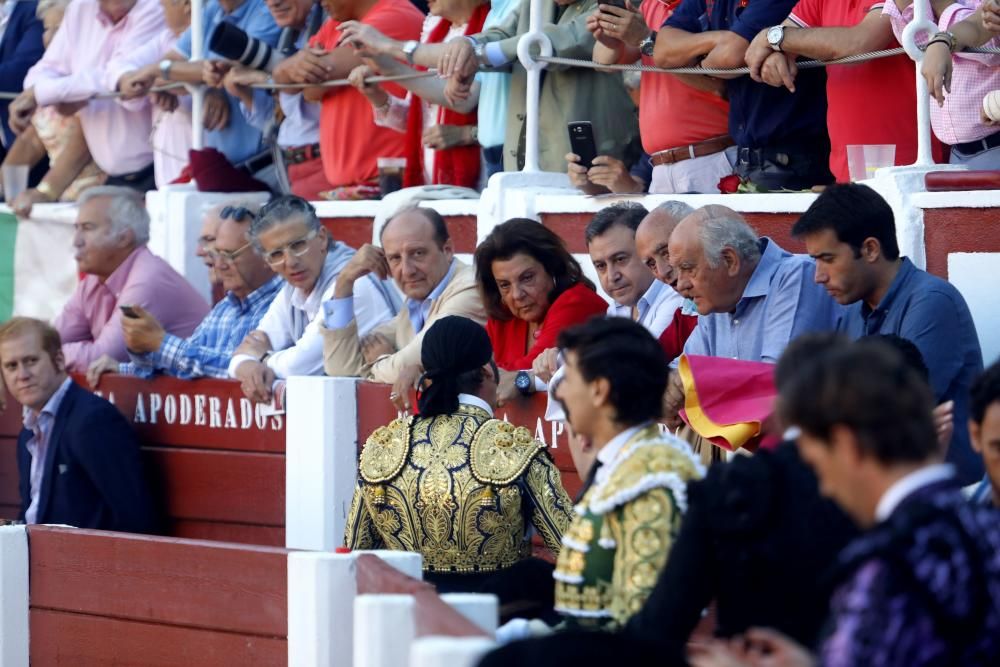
left=606, top=279, right=684, bottom=339
left=874, top=463, right=955, bottom=523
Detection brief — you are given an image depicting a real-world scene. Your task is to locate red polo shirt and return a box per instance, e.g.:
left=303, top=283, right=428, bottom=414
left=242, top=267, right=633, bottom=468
left=310, top=0, right=423, bottom=187
left=789, top=0, right=944, bottom=181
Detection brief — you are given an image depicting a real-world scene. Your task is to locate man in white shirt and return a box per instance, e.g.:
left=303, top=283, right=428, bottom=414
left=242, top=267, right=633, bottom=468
left=586, top=202, right=683, bottom=338
left=229, top=195, right=398, bottom=403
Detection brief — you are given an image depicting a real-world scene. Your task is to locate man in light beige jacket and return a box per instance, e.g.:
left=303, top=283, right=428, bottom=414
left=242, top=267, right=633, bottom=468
left=321, top=207, right=486, bottom=407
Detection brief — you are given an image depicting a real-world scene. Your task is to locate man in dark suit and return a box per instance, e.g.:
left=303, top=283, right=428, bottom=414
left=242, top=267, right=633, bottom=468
left=0, top=316, right=156, bottom=532
left=0, top=0, right=45, bottom=165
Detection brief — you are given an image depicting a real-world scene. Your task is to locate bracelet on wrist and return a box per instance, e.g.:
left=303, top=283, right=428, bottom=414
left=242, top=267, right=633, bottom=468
left=928, top=31, right=957, bottom=53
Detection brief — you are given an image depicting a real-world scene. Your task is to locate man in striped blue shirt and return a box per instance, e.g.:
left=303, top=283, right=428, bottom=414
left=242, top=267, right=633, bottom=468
left=87, top=203, right=281, bottom=384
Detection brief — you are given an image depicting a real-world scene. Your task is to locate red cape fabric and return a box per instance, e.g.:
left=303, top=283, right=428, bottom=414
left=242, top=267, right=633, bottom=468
left=658, top=308, right=699, bottom=362
left=187, top=147, right=269, bottom=193
left=403, top=5, right=488, bottom=189
left=679, top=354, right=778, bottom=452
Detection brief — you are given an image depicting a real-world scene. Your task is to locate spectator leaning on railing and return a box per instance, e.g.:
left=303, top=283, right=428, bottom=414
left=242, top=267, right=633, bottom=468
left=0, top=0, right=44, bottom=180
left=656, top=0, right=834, bottom=191
left=2, top=0, right=106, bottom=217
left=114, top=0, right=194, bottom=188
left=321, top=206, right=486, bottom=410
left=568, top=0, right=732, bottom=195
left=222, top=0, right=333, bottom=200
left=586, top=202, right=684, bottom=339
left=10, top=0, right=166, bottom=193
left=87, top=202, right=282, bottom=384
left=55, top=186, right=210, bottom=373
left=229, top=195, right=398, bottom=404
left=345, top=0, right=488, bottom=190
left=901, top=0, right=1000, bottom=169
left=355, top=0, right=639, bottom=175
left=744, top=0, right=944, bottom=183
left=272, top=0, right=422, bottom=199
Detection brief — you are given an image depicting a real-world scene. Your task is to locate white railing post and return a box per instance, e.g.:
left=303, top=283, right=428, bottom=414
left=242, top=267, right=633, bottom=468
left=286, top=376, right=361, bottom=551
left=354, top=595, right=416, bottom=667
left=189, top=0, right=205, bottom=150
left=517, top=0, right=553, bottom=172
left=901, top=0, right=938, bottom=166
left=0, top=525, right=29, bottom=667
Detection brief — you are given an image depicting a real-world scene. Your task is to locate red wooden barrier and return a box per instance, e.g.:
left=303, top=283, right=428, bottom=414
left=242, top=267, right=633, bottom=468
left=355, top=382, right=582, bottom=498
left=321, top=214, right=479, bottom=255
left=0, top=390, right=21, bottom=519
left=28, top=525, right=289, bottom=666
left=0, top=376, right=286, bottom=546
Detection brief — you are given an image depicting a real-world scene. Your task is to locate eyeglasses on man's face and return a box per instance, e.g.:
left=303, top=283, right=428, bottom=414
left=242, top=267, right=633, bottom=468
left=261, top=228, right=319, bottom=267
left=206, top=242, right=253, bottom=267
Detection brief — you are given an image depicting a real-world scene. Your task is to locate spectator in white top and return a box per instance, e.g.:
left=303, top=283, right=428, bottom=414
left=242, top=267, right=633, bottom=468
left=228, top=195, right=399, bottom=403
left=586, top=202, right=682, bottom=338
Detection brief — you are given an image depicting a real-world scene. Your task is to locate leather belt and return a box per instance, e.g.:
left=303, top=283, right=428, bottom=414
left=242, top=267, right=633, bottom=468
left=650, top=135, right=735, bottom=167
left=953, top=130, right=1000, bottom=155
left=281, top=143, right=321, bottom=165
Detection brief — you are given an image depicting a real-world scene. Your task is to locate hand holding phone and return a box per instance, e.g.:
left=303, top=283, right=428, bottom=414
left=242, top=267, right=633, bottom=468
left=568, top=122, right=598, bottom=170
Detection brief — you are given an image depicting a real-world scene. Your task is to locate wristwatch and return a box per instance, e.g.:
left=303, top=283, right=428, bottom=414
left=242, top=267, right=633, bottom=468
left=767, top=25, right=785, bottom=52
left=401, top=40, right=420, bottom=65
left=515, top=371, right=534, bottom=396
left=639, top=31, right=657, bottom=57
left=928, top=30, right=958, bottom=53
left=159, top=58, right=172, bottom=80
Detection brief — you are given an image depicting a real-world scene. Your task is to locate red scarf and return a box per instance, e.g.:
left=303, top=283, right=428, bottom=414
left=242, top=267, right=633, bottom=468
left=403, top=4, right=488, bottom=189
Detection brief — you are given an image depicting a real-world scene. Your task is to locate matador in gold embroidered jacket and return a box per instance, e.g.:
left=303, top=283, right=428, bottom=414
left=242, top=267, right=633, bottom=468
left=553, top=424, right=704, bottom=628
left=344, top=402, right=574, bottom=575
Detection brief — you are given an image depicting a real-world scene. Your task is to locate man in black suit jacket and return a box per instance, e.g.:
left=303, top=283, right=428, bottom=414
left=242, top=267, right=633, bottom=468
left=0, top=317, right=156, bottom=532
left=0, top=0, right=44, bottom=164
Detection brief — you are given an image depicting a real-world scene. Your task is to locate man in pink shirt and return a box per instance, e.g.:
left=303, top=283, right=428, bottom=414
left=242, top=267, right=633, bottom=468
left=9, top=0, right=165, bottom=191
left=55, top=186, right=209, bottom=372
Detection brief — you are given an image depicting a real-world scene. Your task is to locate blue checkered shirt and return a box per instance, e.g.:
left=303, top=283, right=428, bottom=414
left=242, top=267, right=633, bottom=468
left=121, top=276, right=284, bottom=379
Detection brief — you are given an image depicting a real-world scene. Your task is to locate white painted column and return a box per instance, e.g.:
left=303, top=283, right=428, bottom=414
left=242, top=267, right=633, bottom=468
left=354, top=595, right=416, bottom=667
left=410, top=637, right=497, bottom=667
left=189, top=0, right=205, bottom=150
left=439, top=593, right=499, bottom=635
left=0, top=526, right=29, bottom=667
left=900, top=0, right=938, bottom=166
left=287, top=550, right=422, bottom=667
left=516, top=0, right=553, bottom=173
left=286, top=376, right=361, bottom=551
left=145, top=188, right=269, bottom=303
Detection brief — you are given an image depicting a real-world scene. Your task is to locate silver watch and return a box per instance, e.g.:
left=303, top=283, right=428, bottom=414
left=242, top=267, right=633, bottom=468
left=159, top=59, right=172, bottom=80
left=767, top=25, right=785, bottom=52
left=638, top=31, right=657, bottom=57
left=401, top=40, right=419, bottom=65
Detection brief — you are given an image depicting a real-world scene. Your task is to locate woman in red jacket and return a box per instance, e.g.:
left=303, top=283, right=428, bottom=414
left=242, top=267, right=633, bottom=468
left=475, top=218, right=607, bottom=401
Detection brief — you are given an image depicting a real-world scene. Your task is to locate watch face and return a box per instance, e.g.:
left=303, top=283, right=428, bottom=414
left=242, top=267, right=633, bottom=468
left=515, top=372, right=531, bottom=390
left=768, top=26, right=783, bottom=44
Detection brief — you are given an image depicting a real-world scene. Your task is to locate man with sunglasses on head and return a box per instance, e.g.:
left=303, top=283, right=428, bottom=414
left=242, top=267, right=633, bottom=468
left=86, top=202, right=283, bottom=385
left=229, top=195, right=399, bottom=403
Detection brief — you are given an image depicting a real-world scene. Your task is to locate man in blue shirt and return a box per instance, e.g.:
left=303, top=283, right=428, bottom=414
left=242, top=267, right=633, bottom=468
left=792, top=183, right=984, bottom=484
left=654, top=0, right=832, bottom=191
left=163, top=0, right=280, bottom=167
left=86, top=203, right=282, bottom=383
left=968, top=361, right=1000, bottom=507
left=672, top=205, right=841, bottom=362
left=223, top=0, right=330, bottom=199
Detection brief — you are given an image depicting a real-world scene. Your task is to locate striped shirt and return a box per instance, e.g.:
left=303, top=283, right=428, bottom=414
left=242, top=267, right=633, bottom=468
left=122, top=275, right=283, bottom=379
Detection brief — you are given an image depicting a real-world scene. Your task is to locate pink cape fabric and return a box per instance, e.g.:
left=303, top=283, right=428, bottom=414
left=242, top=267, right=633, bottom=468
left=678, top=354, right=778, bottom=452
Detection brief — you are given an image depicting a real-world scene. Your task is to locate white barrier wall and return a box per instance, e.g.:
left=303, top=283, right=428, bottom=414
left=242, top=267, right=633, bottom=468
left=0, top=526, right=28, bottom=667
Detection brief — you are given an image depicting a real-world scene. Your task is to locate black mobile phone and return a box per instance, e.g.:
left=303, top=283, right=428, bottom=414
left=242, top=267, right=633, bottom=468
left=119, top=304, right=140, bottom=319
left=568, top=121, right=598, bottom=170
left=603, top=0, right=629, bottom=9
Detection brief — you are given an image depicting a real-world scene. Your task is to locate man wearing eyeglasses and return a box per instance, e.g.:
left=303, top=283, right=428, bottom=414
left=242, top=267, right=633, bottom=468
left=228, top=194, right=399, bottom=403
left=85, top=202, right=283, bottom=385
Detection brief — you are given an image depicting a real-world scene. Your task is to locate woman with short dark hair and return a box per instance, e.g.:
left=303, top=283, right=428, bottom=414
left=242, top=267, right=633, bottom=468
left=474, top=219, right=607, bottom=385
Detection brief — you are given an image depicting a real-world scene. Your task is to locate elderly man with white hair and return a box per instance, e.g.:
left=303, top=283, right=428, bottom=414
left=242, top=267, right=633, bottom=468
left=54, top=186, right=210, bottom=372
left=669, top=204, right=841, bottom=363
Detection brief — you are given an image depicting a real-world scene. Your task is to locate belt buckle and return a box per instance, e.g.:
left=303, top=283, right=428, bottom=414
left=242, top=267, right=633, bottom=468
left=688, top=144, right=697, bottom=160
left=738, top=147, right=751, bottom=165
